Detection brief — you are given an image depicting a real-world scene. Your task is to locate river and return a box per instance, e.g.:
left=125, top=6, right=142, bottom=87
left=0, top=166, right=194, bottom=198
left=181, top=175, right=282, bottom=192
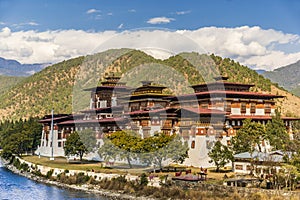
left=0, top=161, right=108, bottom=200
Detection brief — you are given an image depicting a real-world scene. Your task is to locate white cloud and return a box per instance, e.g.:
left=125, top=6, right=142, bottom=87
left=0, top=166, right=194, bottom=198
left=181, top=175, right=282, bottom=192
left=86, top=9, right=100, bottom=14
left=147, top=17, right=175, bottom=24
left=128, top=9, right=136, bottom=13
left=118, top=24, right=124, bottom=29
left=0, top=27, right=11, bottom=37
left=107, top=12, right=113, bottom=16
left=179, top=26, right=300, bottom=70
left=176, top=10, right=191, bottom=15
left=0, top=26, right=300, bottom=71
left=27, top=22, right=39, bottom=26
left=0, top=27, right=116, bottom=64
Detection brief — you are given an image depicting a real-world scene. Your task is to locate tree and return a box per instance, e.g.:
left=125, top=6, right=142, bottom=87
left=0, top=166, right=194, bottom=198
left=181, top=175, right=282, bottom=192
left=98, top=131, right=188, bottom=169
left=64, top=131, right=94, bottom=161
left=78, top=128, right=97, bottom=152
left=231, top=119, right=267, bottom=175
left=0, top=118, right=42, bottom=159
left=99, top=130, right=141, bottom=168
left=265, top=109, right=290, bottom=151
left=208, top=141, right=233, bottom=172
left=98, top=136, right=122, bottom=163
left=140, top=133, right=189, bottom=169
left=231, top=119, right=266, bottom=154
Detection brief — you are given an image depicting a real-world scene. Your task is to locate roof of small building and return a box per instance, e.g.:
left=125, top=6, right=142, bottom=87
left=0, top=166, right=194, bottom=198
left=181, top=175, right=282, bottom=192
left=234, top=150, right=289, bottom=163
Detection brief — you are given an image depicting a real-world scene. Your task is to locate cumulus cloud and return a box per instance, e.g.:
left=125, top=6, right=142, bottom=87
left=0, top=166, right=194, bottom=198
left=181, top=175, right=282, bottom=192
left=0, top=27, right=11, bottom=37
left=179, top=26, right=300, bottom=70
left=0, top=27, right=116, bottom=64
left=0, top=26, right=300, bottom=70
left=147, top=17, right=175, bottom=24
left=86, top=9, right=100, bottom=14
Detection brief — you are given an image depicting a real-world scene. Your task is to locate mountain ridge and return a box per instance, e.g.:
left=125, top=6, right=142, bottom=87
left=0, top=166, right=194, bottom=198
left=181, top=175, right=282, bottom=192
left=0, top=57, right=49, bottom=76
left=0, top=49, right=299, bottom=121
left=263, top=60, right=300, bottom=96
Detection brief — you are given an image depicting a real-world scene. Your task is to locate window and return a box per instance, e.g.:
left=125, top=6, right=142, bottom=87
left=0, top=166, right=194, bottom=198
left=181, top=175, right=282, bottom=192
left=250, top=103, right=256, bottom=114
left=191, top=141, right=195, bottom=149
left=241, top=102, right=246, bottom=114
left=225, top=102, right=231, bottom=113
left=201, top=102, right=208, bottom=109
left=227, top=140, right=231, bottom=145
left=246, top=165, right=252, bottom=171
left=265, top=103, right=271, bottom=114
left=58, top=142, right=62, bottom=147
left=235, top=164, right=243, bottom=170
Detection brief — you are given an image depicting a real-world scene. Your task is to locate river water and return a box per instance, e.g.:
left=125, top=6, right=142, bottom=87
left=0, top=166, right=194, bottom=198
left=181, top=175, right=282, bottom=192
left=0, top=161, right=108, bottom=200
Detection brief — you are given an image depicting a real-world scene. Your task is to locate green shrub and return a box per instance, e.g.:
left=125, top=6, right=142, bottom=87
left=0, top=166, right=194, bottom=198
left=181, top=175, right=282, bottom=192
left=32, top=169, right=42, bottom=177
left=76, top=172, right=90, bottom=184
left=114, top=175, right=127, bottom=183
left=140, top=173, right=148, bottom=186
left=46, top=169, right=54, bottom=179
left=13, top=158, right=21, bottom=169
left=20, top=162, right=29, bottom=172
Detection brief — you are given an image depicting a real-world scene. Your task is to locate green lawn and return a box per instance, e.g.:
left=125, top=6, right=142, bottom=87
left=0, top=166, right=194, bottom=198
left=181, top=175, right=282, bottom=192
left=22, top=156, right=127, bottom=174
left=22, top=156, right=234, bottom=180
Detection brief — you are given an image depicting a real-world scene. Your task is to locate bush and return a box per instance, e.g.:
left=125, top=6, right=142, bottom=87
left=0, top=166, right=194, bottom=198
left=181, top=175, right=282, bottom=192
left=46, top=169, right=54, bottom=179
left=140, top=173, right=148, bottom=186
left=114, top=176, right=127, bottom=183
left=13, top=158, right=21, bottom=169
left=76, top=172, right=90, bottom=184
left=248, top=192, right=268, bottom=200
left=20, top=162, right=29, bottom=172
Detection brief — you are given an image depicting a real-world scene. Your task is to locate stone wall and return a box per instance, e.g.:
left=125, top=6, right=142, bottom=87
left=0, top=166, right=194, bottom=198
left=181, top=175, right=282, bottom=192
left=10, top=156, right=162, bottom=187
left=173, top=180, right=299, bottom=199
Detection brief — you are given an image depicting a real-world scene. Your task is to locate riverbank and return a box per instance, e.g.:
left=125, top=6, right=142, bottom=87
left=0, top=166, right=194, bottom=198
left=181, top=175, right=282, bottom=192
left=1, top=157, right=155, bottom=200
left=2, top=156, right=300, bottom=200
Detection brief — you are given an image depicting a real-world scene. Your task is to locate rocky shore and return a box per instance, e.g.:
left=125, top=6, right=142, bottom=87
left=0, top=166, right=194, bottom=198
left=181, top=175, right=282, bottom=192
left=1, top=158, right=155, bottom=200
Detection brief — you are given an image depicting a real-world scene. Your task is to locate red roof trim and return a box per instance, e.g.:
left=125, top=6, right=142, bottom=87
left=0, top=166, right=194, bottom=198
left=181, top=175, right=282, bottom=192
left=181, top=107, right=227, bottom=115
left=227, top=115, right=300, bottom=120
left=227, top=115, right=271, bottom=119
left=192, top=82, right=255, bottom=87
left=80, top=105, right=123, bottom=113
left=174, top=90, right=284, bottom=98
left=126, top=108, right=169, bottom=115
left=58, top=117, right=126, bottom=125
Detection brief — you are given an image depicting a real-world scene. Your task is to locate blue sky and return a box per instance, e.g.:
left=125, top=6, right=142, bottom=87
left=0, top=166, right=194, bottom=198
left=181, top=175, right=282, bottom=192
left=0, top=0, right=300, bottom=70
left=1, top=0, right=300, bottom=33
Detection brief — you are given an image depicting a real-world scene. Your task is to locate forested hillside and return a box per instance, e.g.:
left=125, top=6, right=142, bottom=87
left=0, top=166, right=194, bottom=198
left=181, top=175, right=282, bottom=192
left=0, top=75, right=25, bottom=95
left=263, top=60, right=300, bottom=96
left=0, top=49, right=299, bottom=121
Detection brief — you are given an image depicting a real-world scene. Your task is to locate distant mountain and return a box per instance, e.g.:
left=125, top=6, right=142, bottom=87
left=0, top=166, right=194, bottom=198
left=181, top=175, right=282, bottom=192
left=0, top=49, right=299, bottom=120
left=0, top=57, right=49, bottom=76
left=263, top=60, right=300, bottom=96
left=255, top=69, right=267, bottom=74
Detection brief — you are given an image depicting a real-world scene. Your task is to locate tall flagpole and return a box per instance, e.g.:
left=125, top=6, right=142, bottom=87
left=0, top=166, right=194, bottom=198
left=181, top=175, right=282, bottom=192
left=50, top=109, right=55, bottom=160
